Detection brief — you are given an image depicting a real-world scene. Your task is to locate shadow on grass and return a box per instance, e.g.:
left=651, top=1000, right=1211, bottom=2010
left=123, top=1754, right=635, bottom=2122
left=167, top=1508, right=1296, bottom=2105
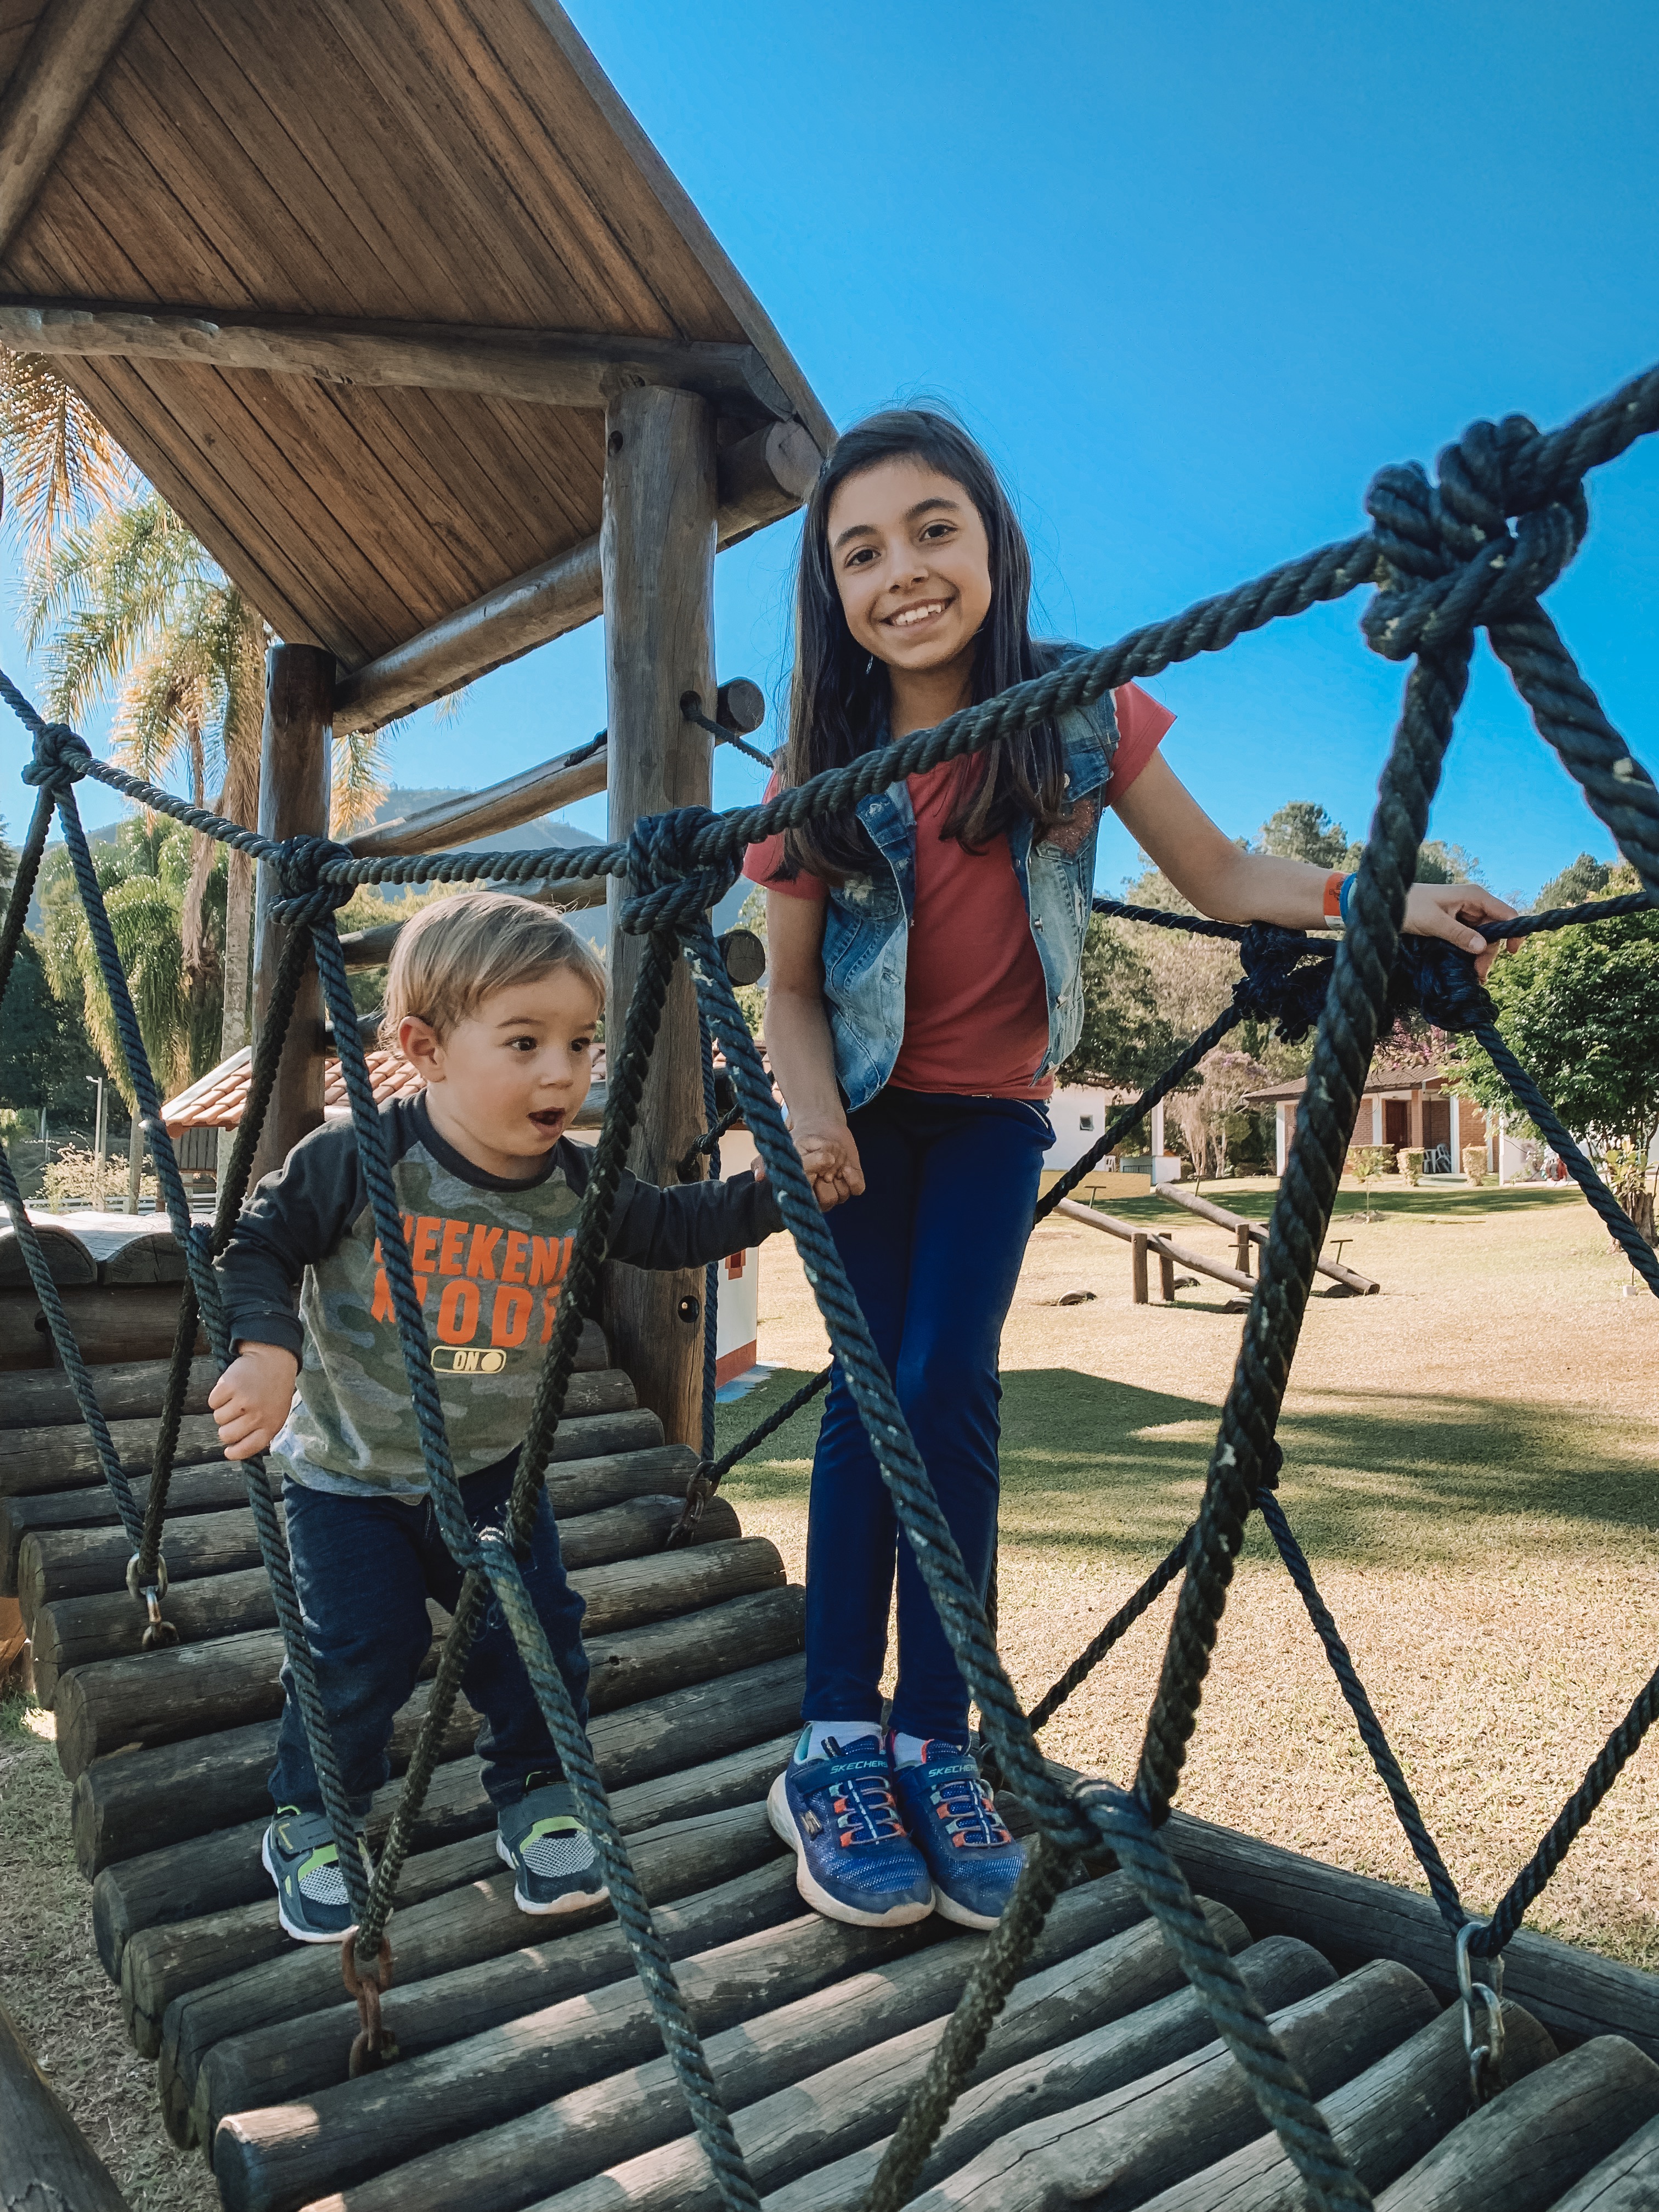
left=1096, top=1182, right=1589, bottom=1229
left=716, top=1362, right=1651, bottom=1572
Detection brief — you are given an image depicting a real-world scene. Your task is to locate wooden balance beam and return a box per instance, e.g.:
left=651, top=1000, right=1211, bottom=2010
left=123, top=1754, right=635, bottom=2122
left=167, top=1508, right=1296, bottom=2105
left=1051, top=1197, right=1254, bottom=1304
left=1159, top=1182, right=1380, bottom=1296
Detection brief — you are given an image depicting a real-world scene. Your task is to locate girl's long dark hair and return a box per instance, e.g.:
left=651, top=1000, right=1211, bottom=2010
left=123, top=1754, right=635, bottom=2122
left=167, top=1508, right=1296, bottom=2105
left=780, top=409, right=1070, bottom=883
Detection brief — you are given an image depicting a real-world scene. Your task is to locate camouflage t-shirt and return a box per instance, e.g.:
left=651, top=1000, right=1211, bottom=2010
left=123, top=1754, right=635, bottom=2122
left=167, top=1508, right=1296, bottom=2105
left=217, top=1094, right=783, bottom=1499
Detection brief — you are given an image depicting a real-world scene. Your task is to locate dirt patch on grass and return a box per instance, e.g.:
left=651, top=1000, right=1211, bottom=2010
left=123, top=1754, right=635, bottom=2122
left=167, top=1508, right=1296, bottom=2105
left=718, top=1176, right=1659, bottom=1969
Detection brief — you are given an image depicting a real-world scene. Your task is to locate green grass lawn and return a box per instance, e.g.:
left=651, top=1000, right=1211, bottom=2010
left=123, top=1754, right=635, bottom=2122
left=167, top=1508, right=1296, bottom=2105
left=718, top=1177, right=1659, bottom=1968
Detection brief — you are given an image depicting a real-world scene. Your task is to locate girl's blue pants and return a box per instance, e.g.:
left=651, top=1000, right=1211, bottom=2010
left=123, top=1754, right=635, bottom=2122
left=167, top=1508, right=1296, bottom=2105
left=802, top=1087, right=1051, bottom=1744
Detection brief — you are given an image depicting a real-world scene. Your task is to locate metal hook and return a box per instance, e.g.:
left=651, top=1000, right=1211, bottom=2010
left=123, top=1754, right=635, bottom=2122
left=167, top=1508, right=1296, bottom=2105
left=1455, top=1918, right=1505, bottom=2104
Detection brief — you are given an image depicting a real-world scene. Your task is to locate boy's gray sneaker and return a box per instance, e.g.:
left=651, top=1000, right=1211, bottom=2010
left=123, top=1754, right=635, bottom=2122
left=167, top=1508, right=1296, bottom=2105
left=262, top=1805, right=372, bottom=1944
left=496, top=1779, right=608, bottom=1916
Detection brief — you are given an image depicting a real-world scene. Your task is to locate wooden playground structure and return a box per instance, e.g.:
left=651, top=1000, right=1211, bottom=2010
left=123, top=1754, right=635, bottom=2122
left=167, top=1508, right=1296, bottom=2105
left=1055, top=1184, right=1380, bottom=1307
left=5, top=7, right=1659, bottom=2211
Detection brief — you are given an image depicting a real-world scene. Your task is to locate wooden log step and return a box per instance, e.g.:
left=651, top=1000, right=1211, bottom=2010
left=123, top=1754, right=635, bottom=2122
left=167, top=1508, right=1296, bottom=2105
left=130, top=1791, right=778, bottom=2066
left=90, top=1653, right=805, bottom=1939
left=0, top=1282, right=206, bottom=1372
left=1547, top=2108, right=1659, bottom=2209
left=1, top=1353, right=216, bottom=1429
left=1, top=1459, right=254, bottom=1595
left=26, top=1497, right=743, bottom=1695
left=4, top=1365, right=638, bottom=1501
left=0, top=1998, right=131, bottom=2212
left=460, top=1897, right=1267, bottom=2212
left=22, top=1504, right=278, bottom=1622
left=0, top=1220, right=98, bottom=1286
left=1375, top=2035, right=1659, bottom=2212
left=216, top=1912, right=933, bottom=2211
left=884, top=1957, right=1437, bottom=2212
left=1134, top=1995, right=1558, bottom=2212
left=766, top=1933, right=1332, bottom=2212
left=165, top=1734, right=802, bottom=2132
left=185, top=1854, right=802, bottom=2153
left=213, top=1867, right=1151, bottom=2212
left=0, top=1409, right=228, bottom=1500
left=53, top=1556, right=795, bottom=1778
left=1165, top=1807, right=1659, bottom=2067
left=22, top=1468, right=730, bottom=1614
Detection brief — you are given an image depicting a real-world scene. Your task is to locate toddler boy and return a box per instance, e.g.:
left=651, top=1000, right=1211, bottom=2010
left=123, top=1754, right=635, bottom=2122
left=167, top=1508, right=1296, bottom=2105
left=211, top=891, right=782, bottom=1942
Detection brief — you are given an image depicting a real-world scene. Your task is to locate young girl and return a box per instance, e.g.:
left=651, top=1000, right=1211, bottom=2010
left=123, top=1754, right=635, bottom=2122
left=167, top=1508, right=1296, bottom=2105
left=746, top=409, right=1515, bottom=1933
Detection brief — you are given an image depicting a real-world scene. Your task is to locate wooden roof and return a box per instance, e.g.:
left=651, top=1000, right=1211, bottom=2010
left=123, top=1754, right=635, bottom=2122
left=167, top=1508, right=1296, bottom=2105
left=0, top=0, right=830, bottom=723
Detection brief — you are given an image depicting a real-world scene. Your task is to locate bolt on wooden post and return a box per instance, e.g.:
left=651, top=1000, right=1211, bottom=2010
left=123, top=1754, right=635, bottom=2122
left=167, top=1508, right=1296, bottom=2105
left=600, top=386, right=719, bottom=1448
left=250, top=645, right=334, bottom=1189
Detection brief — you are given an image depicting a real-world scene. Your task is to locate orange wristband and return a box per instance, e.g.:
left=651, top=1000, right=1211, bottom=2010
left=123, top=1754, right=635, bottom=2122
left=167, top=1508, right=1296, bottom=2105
left=1322, top=870, right=1345, bottom=921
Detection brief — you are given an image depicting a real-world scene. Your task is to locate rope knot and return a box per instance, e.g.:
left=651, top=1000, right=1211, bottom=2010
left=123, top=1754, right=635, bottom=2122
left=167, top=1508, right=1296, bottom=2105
left=620, top=808, right=741, bottom=937
left=21, top=721, right=94, bottom=790
left=268, top=837, right=357, bottom=927
left=1234, top=924, right=1338, bottom=1042
left=1362, top=414, right=1589, bottom=662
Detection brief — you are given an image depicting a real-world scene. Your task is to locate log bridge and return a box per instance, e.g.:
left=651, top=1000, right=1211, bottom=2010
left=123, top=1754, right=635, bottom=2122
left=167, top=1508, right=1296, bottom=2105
left=3, top=5, right=1658, bottom=2211
left=8, top=1249, right=1659, bottom=2212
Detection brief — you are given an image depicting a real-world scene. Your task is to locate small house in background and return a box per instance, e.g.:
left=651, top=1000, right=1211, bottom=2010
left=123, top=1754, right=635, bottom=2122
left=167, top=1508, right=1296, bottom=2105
left=1039, top=1085, right=1181, bottom=1201
left=1243, top=1062, right=1489, bottom=1177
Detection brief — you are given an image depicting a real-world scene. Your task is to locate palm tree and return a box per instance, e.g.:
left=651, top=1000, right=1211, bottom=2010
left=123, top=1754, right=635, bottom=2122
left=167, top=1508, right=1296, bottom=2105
left=25, top=493, right=267, bottom=1068
left=4, top=352, right=394, bottom=1091
left=38, top=817, right=208, bottom=1205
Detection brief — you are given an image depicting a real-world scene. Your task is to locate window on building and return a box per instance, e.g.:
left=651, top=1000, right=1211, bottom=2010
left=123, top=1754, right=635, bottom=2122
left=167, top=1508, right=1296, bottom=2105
left=1079, top=1114, right=1094, bottom=1131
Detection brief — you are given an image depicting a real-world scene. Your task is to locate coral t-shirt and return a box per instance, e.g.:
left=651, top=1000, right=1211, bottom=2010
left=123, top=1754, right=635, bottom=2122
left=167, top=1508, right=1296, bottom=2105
left=742, top=683, right=1175, bottom=1101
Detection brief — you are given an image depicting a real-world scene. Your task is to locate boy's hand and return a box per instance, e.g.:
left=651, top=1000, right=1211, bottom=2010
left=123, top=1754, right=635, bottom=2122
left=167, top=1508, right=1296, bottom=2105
left=789, top=1116, right=865, bottom=1212
left=209, top=1343, right=301, bottom=1462
left=1402, top=884, right=1520, bottom=983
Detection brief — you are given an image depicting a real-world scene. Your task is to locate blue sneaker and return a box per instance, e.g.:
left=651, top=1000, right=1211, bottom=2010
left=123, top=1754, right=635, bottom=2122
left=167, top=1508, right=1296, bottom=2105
left=767, top=1731, right=935, bottom=1928
left=889, top=1735, right=1026, bottom=1929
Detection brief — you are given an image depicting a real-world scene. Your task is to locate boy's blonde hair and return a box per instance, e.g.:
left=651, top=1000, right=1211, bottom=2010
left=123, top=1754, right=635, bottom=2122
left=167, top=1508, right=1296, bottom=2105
left=381, top=891, right=606, bottom=1048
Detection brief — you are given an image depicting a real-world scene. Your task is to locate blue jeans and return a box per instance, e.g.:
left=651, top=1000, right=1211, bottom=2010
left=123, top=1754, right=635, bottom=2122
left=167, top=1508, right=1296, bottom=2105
left=268, top=1452, right=590, bottom=1818
left=803, top=1088, right=1051, bottom=1743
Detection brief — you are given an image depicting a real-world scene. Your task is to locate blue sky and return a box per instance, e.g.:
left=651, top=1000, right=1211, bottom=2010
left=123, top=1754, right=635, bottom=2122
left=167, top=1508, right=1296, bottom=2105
left=4, top=1, right=1658, bottom=902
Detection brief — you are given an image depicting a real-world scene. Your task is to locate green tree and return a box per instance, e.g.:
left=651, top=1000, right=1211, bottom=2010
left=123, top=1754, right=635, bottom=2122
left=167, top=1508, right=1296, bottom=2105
left=38, top=816, right=223, bottom=1107
left=1536, top=852, right=1615, bottom=910
left=0, top=815, right=101, bottom=1115
left=1256, top=801, right=1357, bottom=870
left=1056, top=912, right=1172, bottom=1088
left=1449, top=868, right=1659, bottom=1219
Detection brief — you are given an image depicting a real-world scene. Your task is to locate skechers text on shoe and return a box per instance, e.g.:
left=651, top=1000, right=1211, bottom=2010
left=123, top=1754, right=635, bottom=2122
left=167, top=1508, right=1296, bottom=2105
left=767, top=1729, right=934, bottom=1928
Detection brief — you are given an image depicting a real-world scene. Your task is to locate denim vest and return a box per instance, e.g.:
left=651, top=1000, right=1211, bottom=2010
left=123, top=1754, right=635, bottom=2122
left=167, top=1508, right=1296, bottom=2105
left=820, top=645, right=1117, bottom=1112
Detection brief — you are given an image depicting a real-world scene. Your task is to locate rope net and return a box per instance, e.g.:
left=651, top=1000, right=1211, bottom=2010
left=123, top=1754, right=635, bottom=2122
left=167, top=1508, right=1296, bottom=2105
left=5, top=357, right=1659, bottom=2210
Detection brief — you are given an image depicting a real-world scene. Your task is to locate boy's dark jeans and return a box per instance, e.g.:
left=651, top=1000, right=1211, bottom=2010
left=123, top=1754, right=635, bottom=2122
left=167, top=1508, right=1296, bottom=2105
left=268, top=1451, right=589, bottom=1820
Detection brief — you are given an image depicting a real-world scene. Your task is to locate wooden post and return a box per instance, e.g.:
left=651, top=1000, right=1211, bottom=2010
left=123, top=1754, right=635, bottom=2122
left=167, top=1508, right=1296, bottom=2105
left=1408, top=1084, right=1424, bottom=1152
left=1158, top=1249, right=1176, bottom=1302
left=600, top=387, right=719, bottom=1448
left=1, top=1999, right=132, bottom=2210
left=1131, top=1233, right=1149, bottom=1306
left=1234, top=1222, right=1251, bottom=1277
left=250, top=646, right=332, bottom=1189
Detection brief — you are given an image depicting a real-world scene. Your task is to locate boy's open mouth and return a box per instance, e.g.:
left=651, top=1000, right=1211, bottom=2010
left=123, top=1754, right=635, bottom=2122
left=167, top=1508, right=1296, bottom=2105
left=528, top=1108, right=566, bottom=1137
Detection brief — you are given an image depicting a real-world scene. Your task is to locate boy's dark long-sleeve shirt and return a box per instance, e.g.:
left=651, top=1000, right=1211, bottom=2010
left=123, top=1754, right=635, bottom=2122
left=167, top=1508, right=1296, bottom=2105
left=217, top=1092, right=783, bottom=1500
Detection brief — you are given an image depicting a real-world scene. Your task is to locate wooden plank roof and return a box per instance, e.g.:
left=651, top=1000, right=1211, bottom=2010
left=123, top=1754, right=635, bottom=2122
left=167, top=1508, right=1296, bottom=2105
left=0, top=0, right=830, bottom=719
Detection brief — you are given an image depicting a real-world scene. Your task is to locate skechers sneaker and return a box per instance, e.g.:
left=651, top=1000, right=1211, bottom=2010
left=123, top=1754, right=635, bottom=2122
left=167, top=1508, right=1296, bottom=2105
left=496, top=1778, right=609, bottom=1915
left=889, top=1735, right=1027, bottom=1930
left=767, top=1730, right=935, bottom=1928
left=262, top=1805, right=373, bottom=1944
